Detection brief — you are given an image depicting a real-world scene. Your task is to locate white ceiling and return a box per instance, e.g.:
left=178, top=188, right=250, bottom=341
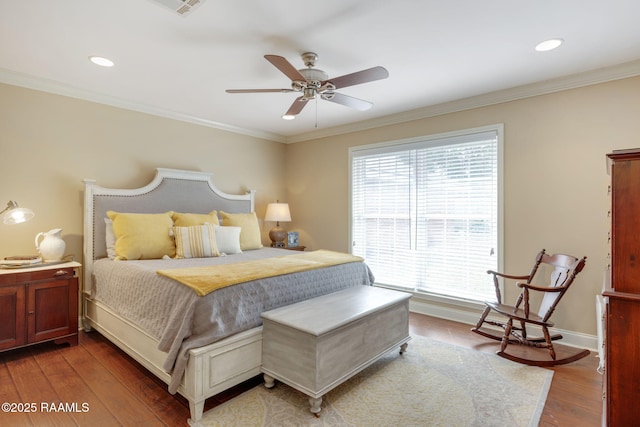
left=2, top=0, right=640, bottom=143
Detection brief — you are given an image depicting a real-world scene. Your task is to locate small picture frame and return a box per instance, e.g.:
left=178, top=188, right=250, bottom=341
left=287, top=231, right=299, bottom=248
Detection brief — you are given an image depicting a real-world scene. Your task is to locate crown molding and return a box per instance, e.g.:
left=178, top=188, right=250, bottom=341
left=284, top=59, right=640, bottom=143
left=2, top=59, right=640, bottom=145
left=0, top=68, right=285, bottom=143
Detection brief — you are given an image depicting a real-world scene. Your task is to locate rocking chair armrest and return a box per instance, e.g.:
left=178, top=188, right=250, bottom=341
left=516, top=282, right=565, bottom=293
left=486, top=270, right=530, bottom=281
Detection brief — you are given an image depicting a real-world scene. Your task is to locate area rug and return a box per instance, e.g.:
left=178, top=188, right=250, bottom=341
left=199, top=336, right=553, bottom=427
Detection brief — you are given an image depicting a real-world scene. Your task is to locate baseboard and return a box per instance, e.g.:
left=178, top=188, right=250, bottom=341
left=409, top=296, right=598, bottom=352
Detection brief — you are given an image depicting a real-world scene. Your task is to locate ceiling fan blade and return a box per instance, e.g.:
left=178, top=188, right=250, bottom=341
left=284, top=96, right=309, bottom=116
left=265, top=55, right=307, bottom=82
left=325, top=66, right=389, bottom=89
left=226, top=89, right=294, bottom=93
left=322, top=92, right=373, bottom=111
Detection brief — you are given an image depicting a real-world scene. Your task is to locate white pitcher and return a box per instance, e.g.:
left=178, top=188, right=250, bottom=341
left=35, top=228, right=66, bottom=262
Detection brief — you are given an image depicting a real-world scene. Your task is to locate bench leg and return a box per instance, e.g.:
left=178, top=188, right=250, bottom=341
left=309, top=396, right=322, bottom=417
left=263, top=374, right=275, bottom=389
left=400, top=342, right=409, bottom=354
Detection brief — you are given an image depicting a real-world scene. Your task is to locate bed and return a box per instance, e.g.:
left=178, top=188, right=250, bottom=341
left=82, top=168, right=374, bottom=426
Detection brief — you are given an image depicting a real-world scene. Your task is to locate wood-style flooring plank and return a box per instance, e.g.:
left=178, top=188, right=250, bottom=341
left=3, top=346, right=76, bottom=427
left=34, top=345, right=118, bottom=427
left=60, top=343, right=164, bottom=427
left=79, top=331, right=188, bottom=426
left=0, top=355, right=32, bottom=427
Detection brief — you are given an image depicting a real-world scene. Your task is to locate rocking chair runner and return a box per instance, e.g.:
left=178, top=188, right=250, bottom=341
left=472, top=249, right=590, bottom=367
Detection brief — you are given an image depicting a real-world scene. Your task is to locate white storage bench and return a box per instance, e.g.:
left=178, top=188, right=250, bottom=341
left=260, top=285, right=411, bottom=416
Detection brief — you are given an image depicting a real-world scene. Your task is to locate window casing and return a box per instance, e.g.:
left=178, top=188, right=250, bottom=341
left=349, top=125, right=503, bottom=302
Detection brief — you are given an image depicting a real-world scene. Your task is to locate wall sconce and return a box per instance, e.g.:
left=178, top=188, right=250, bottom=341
left=265, top=201, right=291, bottom=248
left=1, top=200, right=35, bottom=225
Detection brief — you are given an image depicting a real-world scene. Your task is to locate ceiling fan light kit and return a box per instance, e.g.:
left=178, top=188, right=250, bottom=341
left=226, top=52, right=389, bottom=119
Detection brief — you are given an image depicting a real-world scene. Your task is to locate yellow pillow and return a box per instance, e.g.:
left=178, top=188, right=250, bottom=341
left=172, top=211, right=219, bottom=227
left=106, top=211, right=175, bottom=260
left=174, top=224, right=220, bottom=258
left=219, top=211, right=263, bottom=250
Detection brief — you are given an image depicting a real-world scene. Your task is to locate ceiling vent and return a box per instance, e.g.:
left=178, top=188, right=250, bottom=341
left=150, top=0, right=206, bottom=16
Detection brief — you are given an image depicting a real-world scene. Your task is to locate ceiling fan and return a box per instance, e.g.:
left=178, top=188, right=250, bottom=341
left=226, top=52, right=389, bottom=119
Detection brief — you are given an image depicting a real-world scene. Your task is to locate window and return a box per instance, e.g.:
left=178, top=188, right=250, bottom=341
left=350, top=125, right=503, bottom=302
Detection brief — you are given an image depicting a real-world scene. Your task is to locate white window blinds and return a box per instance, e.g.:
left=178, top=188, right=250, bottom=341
left=350, top=127, right=501, bottom=302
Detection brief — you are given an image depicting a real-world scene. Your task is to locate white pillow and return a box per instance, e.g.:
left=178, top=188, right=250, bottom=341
left=219, top=211, right=263, bottom=250
left=174, top=224, right=220, bottom=258
left=215, top=226, right=242, bottom=255
left=105, top=218, right=116, bottom=260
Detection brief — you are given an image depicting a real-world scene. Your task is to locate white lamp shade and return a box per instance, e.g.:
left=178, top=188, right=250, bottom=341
left=265, top=203, right=291, bottom=222
left=1, top=201, right=35, bottom=225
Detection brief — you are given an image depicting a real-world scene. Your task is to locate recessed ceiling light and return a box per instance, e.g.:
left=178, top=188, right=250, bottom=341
left=535, top=39, right=563, bottom=52
left=282, top=114, right=296, bottom=120
left=89, top=56, right=114, bottom=67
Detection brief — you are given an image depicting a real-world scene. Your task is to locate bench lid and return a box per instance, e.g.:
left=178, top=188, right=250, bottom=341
left=260, top=286, right=411, bottom=336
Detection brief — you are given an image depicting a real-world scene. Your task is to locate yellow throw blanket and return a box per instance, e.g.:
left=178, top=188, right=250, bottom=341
left=157, top=250, right=364, bottom=297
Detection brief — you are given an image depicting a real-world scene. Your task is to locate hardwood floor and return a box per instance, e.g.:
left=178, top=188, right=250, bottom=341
left=0, top=312, right=602, bottom=426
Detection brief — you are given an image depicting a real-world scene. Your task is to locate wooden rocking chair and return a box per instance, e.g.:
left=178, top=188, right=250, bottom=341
left=471, top=249, right=590, bottom=367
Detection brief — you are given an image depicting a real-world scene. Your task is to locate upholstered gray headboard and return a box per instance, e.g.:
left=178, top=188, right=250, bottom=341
left=83, top=168, right=255, bottom=291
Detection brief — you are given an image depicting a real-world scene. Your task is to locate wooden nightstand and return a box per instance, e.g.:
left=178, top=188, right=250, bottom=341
left=284, top=246, right=306, bottom=251
left=0, top=261, right=80, bottom=352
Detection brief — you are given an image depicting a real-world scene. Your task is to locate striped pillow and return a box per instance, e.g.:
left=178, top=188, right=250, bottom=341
left=174, top=224, right=220, bottom=258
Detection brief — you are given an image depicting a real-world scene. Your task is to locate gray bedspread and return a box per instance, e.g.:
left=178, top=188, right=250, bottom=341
left=91, top=248, right=375, bottom=393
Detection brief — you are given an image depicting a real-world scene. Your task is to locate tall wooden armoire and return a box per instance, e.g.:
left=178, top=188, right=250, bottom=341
left=603, top=149, right=640, bottom=426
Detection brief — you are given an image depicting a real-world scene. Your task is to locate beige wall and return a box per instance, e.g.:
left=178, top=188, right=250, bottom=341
left=3, top=75, right=639, bottom=337
left=285, top=75, right=640, bottom=336
left=0, top=83, right=287, bottom=265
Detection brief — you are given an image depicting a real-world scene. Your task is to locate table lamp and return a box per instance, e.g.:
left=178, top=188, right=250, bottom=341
left=265, top=201, right=291, bottom=247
